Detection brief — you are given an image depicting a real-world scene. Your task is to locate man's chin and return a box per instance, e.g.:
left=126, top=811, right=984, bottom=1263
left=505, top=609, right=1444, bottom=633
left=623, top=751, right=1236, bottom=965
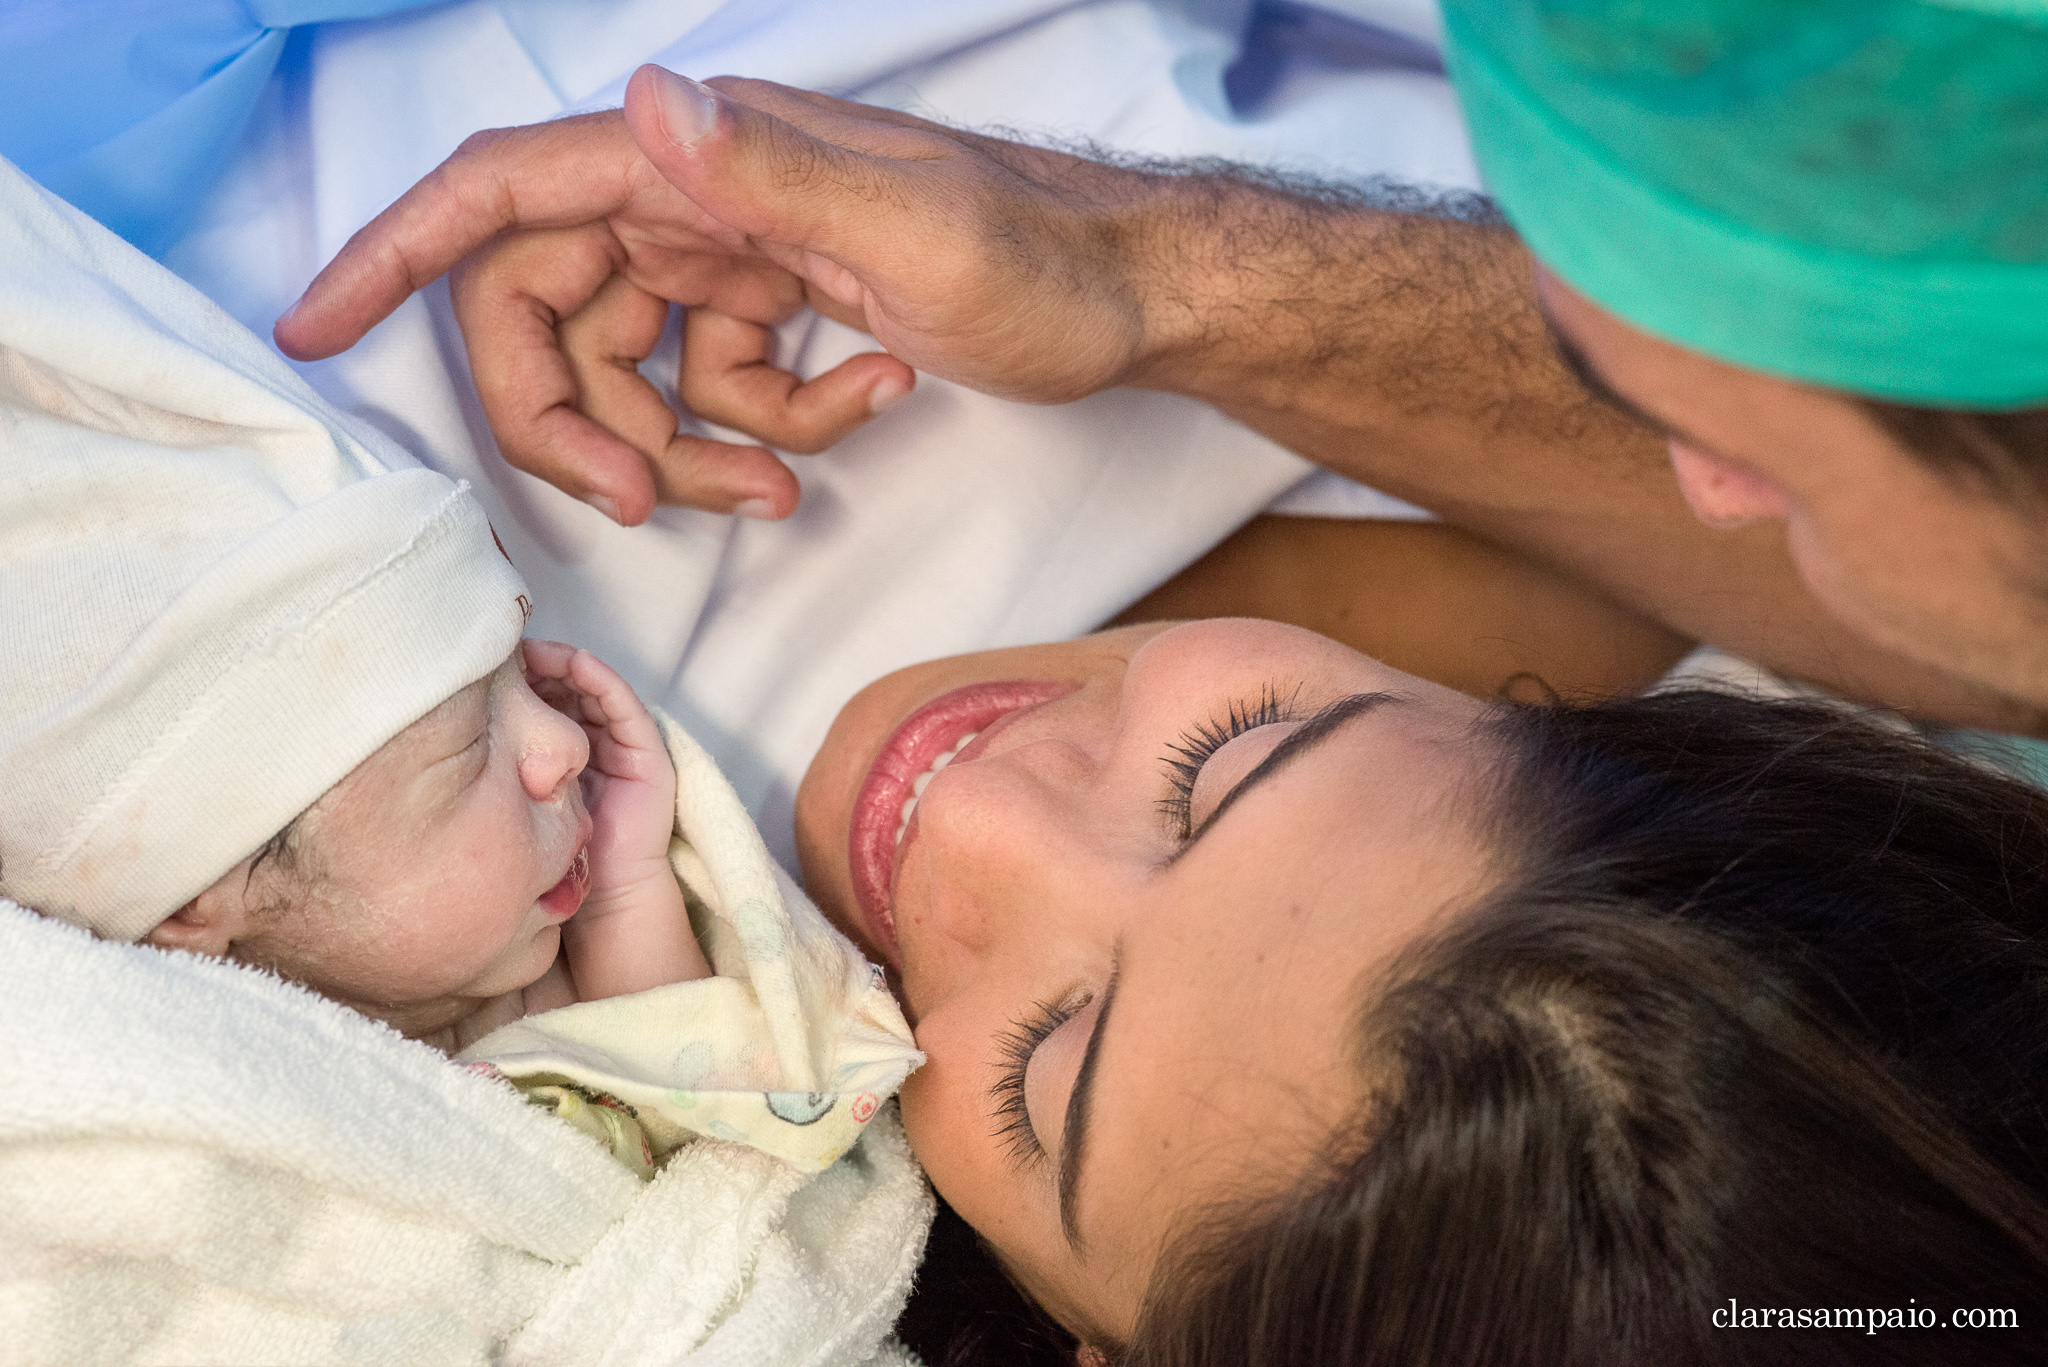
left=1801, top=546, right=2048, bottom=715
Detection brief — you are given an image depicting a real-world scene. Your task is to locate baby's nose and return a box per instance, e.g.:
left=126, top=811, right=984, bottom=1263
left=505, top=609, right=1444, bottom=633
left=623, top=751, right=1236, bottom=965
left=520, top=703, right=590, bottom=803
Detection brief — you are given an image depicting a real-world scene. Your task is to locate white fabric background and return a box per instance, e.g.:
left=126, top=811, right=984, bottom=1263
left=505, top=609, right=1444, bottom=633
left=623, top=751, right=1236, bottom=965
left=162, top=0, right=1478, bottom=866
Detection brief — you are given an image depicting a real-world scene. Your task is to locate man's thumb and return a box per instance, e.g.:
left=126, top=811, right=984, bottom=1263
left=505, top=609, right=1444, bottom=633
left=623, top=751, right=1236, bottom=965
left=623, top=66, right=879, bottom=270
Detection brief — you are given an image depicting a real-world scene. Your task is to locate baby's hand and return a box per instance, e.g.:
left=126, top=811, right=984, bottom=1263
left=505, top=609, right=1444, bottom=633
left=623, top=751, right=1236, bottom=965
left=522, top=640, right=710, bottom=1001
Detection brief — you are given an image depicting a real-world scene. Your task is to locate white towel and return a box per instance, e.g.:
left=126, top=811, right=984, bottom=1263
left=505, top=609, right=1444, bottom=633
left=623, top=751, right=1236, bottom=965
left=0, top=899, right=933, bottom=1365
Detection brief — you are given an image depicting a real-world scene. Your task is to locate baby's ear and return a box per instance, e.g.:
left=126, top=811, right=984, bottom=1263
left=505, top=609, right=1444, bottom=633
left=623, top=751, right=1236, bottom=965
left=145, top=866, right=258, bottom=957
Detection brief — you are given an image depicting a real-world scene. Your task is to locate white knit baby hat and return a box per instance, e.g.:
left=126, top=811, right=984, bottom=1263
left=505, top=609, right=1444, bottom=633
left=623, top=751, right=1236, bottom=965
left=0, top=157, right=528, bottom=942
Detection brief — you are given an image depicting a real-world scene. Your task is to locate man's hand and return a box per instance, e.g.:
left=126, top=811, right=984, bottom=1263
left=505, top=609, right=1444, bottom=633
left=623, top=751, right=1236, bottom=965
left=278, top=98, right=904, bottom=525
left=446, top=215, right=909, bottom=525
left=523, top=639, right=708, bottom=1000
left=278, top=68, right=1174, bottom=523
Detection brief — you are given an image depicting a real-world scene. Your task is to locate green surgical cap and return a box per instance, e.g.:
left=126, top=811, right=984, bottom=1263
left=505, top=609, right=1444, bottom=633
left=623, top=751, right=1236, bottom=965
left=1440, top=0, right=2048, bottom=407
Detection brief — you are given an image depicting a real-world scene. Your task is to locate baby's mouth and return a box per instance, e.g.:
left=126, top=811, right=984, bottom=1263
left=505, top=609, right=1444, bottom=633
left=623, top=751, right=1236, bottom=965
left=539, top=846, right=590, bottom=920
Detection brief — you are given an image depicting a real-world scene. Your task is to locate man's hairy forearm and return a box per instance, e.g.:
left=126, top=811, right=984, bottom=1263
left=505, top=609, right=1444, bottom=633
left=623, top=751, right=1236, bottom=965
left=1114, top=168, right=1651, bottom=509
left=1111, top=170, right=2043, bottom=732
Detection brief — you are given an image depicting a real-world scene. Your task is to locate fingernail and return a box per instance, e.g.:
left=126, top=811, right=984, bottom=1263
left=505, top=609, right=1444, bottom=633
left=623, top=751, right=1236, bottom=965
left=732, top=497, right=780, bottom=521
left=648, top=66, right=720, bottom=148
left=582, top=493, right=622, bottom=524
left=868, top=374, right=913, bottom=415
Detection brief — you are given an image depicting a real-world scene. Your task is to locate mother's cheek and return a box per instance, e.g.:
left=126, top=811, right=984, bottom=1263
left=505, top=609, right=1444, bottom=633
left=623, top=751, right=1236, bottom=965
left=898, top=1034, right=1033, bottom=1250
left=897, top=1048, right=977, bottom=1195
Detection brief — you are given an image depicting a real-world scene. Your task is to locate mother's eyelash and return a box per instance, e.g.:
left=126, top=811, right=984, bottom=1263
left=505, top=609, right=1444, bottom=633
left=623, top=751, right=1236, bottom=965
left=990, top=995, right=1086, bottom=1167
left=1157, top=684, right=1298, bottom=840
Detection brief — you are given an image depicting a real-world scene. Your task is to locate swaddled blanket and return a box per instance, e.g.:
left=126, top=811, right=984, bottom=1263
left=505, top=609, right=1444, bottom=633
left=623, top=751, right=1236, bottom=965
left=0, top=711, right=933, bottom=1365
left=0, top=898, right=931, bottom=1364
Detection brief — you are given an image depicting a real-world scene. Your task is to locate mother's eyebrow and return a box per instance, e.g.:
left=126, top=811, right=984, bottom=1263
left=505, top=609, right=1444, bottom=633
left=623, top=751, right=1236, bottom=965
left=1163, top=690, right=1404, bottom=869
left=1059, top=945, right=1121, bottom=1254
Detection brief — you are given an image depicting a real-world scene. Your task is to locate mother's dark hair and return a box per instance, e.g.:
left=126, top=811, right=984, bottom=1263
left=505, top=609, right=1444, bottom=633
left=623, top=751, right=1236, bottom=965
left=1116, top=689, right=2048, bottom=1365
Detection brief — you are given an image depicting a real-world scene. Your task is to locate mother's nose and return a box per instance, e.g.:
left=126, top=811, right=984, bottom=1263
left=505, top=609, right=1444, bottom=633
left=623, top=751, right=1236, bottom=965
left=910, top=739, right=1096, bottom=949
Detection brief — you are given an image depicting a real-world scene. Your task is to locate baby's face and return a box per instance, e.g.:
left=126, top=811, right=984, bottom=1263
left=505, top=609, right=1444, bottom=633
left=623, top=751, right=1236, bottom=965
left=194, top=651, right=594, bottom=1036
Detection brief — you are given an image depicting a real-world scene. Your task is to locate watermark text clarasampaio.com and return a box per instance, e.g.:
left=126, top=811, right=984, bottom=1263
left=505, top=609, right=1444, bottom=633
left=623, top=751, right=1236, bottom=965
left=1714, top=1301, right=2017, bottom=1332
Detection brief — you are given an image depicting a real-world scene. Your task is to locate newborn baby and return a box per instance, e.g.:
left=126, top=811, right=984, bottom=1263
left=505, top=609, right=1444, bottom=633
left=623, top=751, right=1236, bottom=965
left=0, top=152, right=915, bottom=1183
left=143, top=637, right=713, bottom=1053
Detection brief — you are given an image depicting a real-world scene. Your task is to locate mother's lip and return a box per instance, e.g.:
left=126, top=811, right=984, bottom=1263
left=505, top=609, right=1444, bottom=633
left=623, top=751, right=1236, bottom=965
left=848, top=680, right=1073, bottom=965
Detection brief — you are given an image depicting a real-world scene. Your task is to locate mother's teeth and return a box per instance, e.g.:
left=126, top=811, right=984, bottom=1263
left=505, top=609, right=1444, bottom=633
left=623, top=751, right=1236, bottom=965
left=894, top=731, right=978, bottom=849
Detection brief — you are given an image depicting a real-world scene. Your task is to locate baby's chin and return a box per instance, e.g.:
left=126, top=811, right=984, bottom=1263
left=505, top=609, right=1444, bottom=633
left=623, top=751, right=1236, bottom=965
left=327, top=918, right=564, bottom=1037
left=471, top=915, right=566, bottom=994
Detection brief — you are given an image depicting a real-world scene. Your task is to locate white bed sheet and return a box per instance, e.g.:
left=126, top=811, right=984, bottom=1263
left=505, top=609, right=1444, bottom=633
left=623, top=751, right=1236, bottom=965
left=161, top=0, right=1475, bottom=865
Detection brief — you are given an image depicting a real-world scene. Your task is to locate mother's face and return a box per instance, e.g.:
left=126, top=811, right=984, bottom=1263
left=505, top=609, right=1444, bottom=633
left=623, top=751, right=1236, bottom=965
left=795, top=620, right=1499, bottom=1343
